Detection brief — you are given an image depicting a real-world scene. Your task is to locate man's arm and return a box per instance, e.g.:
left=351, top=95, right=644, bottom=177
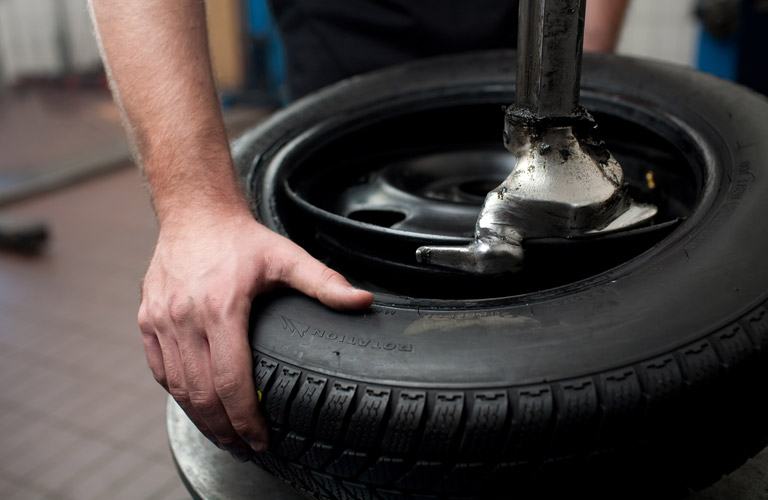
left=89, top=0, right=373, bottom=461
left=584, top=0, right=630, bottom=53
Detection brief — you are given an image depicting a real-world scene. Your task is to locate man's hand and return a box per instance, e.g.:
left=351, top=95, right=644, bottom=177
left=88, top=0, right=371, bottom=460
left=139, top=209, right=373, bottom=460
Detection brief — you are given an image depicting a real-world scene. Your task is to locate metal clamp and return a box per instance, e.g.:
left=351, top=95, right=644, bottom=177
left=416, top=0, right=656, bottom=274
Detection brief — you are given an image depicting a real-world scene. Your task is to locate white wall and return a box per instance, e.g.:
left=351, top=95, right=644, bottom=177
left=63, top=0, right=102, bottom=72
left=0, top=0, right=101, bottom=86
left=617, top=0, right=699, bottom=67
left=0, top=0, right=701, bottom=89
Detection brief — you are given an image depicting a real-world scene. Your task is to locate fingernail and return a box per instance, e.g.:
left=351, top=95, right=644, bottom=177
left=249, top=440, right=268, bottom=453
left=231, top=451, right=251, bottom=463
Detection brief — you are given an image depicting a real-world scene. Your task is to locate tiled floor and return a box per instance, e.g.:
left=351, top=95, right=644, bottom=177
left=0, top=166, right=190, bottom=500
left=0, top=69, right=279, bottom=498
left=0, top=79, right=272, bottom=499
left=0, top=86, right=125, bottom=177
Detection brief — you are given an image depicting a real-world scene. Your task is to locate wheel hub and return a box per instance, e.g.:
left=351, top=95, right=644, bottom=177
left=265, top=97, right=694, bottom=299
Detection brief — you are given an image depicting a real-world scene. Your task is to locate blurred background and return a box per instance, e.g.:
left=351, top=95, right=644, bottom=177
left=0, top=0, right=766, bottom=499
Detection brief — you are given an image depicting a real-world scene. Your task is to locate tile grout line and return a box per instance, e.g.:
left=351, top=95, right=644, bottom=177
left=0, top=396, right=171, bottom=466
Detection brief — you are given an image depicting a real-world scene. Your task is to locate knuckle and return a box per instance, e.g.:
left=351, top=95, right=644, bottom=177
left=138, top=298, right=169, bottom=332
left=137, top=307, right=150, bottom=328
left=214, top=374, right=242, bottom=401
left=188, top=391, right=220, bottom=415
left=320, top=266, right=340, bottom=284
left=261, top=254, right=285, bottom=285
left=167, top=298, right=194, bottom=324
left=230, top=418, right=255, bottom=437
left=137, top=307, right=156, bottom=334
left=169, top=387, right=190, bottom=406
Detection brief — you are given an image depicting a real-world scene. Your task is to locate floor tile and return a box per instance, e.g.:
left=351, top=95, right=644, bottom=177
left=54, top=448, right=146, bottom=500
left=0, top=410, right=47, bottom=459
left=2, top=423, right=81, bottom=479
left=107, top=459, right=180, bottom=500
left=29, top=436, right=112, bottom=492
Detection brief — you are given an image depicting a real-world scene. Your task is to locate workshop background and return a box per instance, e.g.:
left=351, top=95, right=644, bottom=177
left=0, top=0, right=765, bottom=499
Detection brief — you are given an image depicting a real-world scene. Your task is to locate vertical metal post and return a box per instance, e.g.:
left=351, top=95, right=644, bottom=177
left=415, top=0, right=657, bottom=274
left=516, top=0, right=586, bottom=118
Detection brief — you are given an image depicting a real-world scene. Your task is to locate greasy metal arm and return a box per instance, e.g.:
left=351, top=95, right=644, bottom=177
left=516, top=0, right=584, bottom=118
left=416, top=0, right=656, bottom=275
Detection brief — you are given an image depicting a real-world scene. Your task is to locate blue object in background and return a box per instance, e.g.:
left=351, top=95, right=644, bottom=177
left=697, top=30, right=738, bottom=81
left=244, top=0, right=286, bottom=104
left=696, top=1, right=768, bottom=95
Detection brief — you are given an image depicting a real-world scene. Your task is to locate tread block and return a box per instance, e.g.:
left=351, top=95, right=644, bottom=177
left=376, top=489, right=407, bottom=500
left=251, top=451, right=275, bottom=475
left=266, top=366, right=302, bottom=425
left=418, top=392, right=464, bottom=458
left=598, top=368, right=642, bottom=418
left=253, top=357, right=278, bottom=394
left=300, top=441, right=336, bottom=469
left=380, top=391, right=427, bottom=455
left=277, top=431, right=307, bottom=461
left=554, top=378, right=598, bottom=427
left=596, top=369, right=643, bottom=442
left=344, top=387, right=391, bottom=450
left=460, top=391, right=508, bottom=458
left=312, top=472, right=357, bottom=500
left=316, top=382, right=358, bottom=442
left=286, top=462, right=327, bottom=498
left=508, top=385, right=553, bottom=454
left=395, top=461, right=444, bottom=490
left=257, top=452, right=294, bottom=484
left=284, top=463, right=326, bottom=496
left=289, top=375, right=328, bottom=434
left=677, top=341, right=721, bottom=386
left=710, top=324, right=754, bottom=370
left=341, top=480, right=377, bottom=500
left=636, top=355, right=683, bottom=405
left=744, top=306, right=768, bottom=350
left=552, top=378, right=598, bottom=448
left=359, top=456, right=407, bottom=486
left=326, top=449, right=370, bottom=478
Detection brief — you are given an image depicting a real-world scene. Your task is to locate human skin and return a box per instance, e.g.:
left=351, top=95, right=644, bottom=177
left=89, top=0, right=374, bottom=462
left=89, top=0, right=628, bottom=462
left=585, top=0, right=631, bottom=53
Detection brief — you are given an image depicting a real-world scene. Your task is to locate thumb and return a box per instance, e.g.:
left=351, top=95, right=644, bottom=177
left=282, top=251, right=374, bottom=310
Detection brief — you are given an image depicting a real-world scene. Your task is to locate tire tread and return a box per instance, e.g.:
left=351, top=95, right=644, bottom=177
left=250, top=300, right=768, bottom=499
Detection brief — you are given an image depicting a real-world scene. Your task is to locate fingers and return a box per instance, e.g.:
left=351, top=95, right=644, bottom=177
left=148, top=325, right=220, bottom=447
left=175, top=313, right=258, bottom=460
left=138, top=318, right=167, bottom=387
left=136, top=219, right=371, bottom=466
left=139, top=297, right=266, bottom=460
left=140, top=304, right=212, bottom=445
left=207, top=302, right=269, bottom=452
left=278, top=246, right=374, bottom=310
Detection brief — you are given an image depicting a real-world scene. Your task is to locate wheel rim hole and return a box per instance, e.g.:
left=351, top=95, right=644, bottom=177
left=457, top=180, right=499, bottom=198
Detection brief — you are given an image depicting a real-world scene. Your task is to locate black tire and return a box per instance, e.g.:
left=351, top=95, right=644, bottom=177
left=232, top=51, right=768, bottom=499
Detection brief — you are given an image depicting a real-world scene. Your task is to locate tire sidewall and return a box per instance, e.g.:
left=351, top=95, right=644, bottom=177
left=235, top=50, right=768, bottom=388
